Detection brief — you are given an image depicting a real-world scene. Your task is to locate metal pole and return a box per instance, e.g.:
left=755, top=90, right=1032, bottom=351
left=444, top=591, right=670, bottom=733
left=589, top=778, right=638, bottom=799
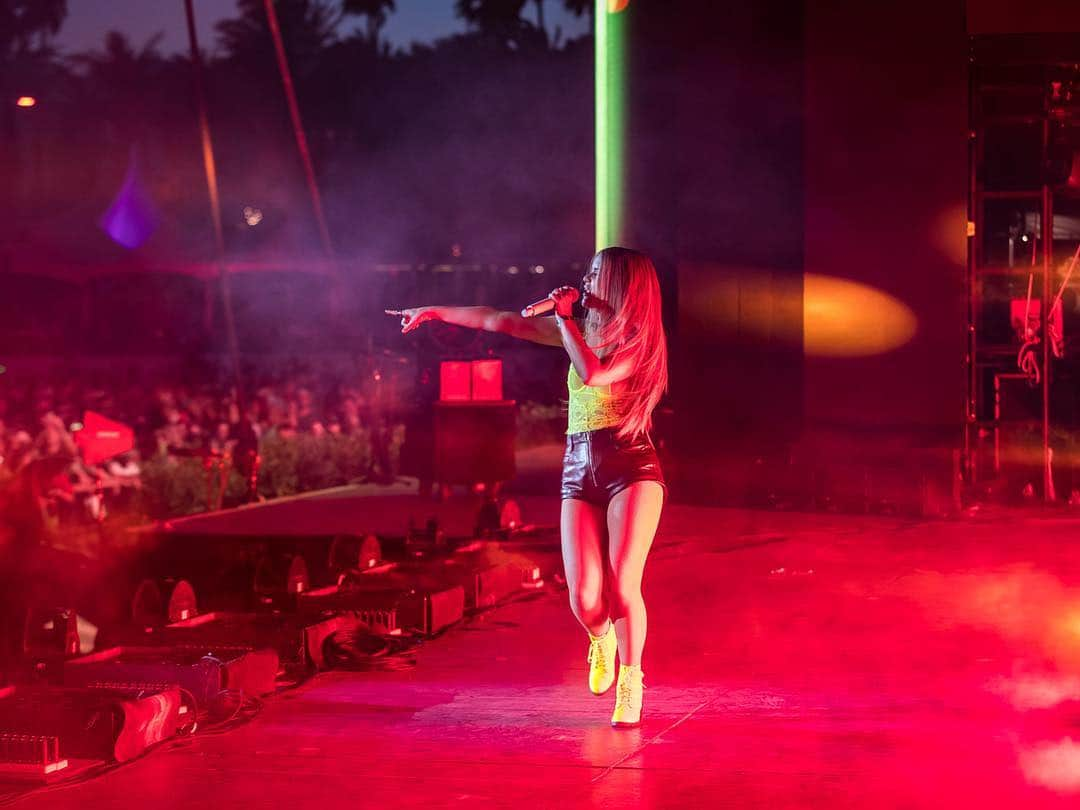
left=183, top=0, right=243, bottom=394
left=993, top=374, right=1001, bottom=474
left=966, top=40, right=981, bottom=486
left=966, top=74, right=977, bottom=484
left=1042, top=116, right=1053, bottom=502
left=262, top=0, right=335, bottom=260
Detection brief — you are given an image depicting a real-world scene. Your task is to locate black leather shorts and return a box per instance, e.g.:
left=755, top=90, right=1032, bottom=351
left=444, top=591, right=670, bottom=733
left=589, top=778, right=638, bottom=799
left=560, top=428, right=667, bottom=505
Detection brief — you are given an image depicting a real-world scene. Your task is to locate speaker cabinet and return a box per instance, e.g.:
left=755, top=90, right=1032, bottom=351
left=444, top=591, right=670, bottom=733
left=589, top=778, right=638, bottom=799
left=434, top=401, right=516, bottom=484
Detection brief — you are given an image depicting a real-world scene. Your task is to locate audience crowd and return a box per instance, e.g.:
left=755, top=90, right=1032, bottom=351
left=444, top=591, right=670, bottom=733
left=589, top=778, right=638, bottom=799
left=0, top=358, right=412, bottom=543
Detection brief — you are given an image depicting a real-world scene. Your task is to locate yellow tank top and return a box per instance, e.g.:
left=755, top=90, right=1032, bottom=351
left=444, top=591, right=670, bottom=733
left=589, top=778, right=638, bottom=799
left=566, top=365, right=623, bottom=434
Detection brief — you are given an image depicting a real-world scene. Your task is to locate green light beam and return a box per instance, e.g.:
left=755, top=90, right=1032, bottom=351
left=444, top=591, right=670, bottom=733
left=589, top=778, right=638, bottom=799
left=595, top=0, right=628, bottom=250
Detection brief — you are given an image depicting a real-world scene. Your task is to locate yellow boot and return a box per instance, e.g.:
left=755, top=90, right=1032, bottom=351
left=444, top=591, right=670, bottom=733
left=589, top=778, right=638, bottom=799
left=587, top=624, right=617, bottom=695
left=611, top=664, right=644, bottom=728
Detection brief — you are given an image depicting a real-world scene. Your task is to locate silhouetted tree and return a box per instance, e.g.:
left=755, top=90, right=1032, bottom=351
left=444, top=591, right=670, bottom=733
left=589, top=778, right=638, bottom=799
left=3, top=0, right=595, bottom=270
left=212, top=0, right=344, bottom=145
left=216, top=0, right=342, bottom=71
left=63, top=30, right=200, bottom=207
left=72, top=30, right=165, bottom=88
left=455, top=0, right=526, bottom=30
left=0, top=0, right=67, bottom=57
left=454, top=0, right=550, bottom=51
left=562, top=0, right=593, bottom=34
left=0, top=0, right=68, bottom=138
left=531, top=0, right=546, bottom=41
left=456, top=0, right=523, bottom=35
left=342, top=0, right=395, bottom=48
left=69, top=31, right=184, bottom=133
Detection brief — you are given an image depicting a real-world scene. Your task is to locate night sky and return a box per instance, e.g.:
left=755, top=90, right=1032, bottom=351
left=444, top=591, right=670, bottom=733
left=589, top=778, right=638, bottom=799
left=55, top=1, right=590, bottom=56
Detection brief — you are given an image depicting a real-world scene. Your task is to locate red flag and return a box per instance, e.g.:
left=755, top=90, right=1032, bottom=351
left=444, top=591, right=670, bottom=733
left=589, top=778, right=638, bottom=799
left=75, top=411, right=134, bottom=464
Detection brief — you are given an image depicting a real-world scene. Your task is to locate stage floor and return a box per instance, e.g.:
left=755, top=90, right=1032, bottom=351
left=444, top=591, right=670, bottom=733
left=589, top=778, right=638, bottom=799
left=18, top=502, right=1080, bottom=808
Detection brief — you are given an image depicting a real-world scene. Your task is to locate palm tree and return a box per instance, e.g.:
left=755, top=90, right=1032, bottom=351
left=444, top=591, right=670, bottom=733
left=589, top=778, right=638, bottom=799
left=454, top=0, right=554, bottom=50
left=69, top=31, right=183, bottom=139
left=216, top=0, right=341, bottom=70
left=342, top=0, right=395, bottom=47
left=72, top=30, right=165, bottom=84
left=1, top=0, right=68, bottom=140
left=562, top=0, right=593, bottom=34
left=0, top=0, right=67, bottom=57
left=532, top=0, right=546, bottom=41
left=454, top=0, right=528, bottom=37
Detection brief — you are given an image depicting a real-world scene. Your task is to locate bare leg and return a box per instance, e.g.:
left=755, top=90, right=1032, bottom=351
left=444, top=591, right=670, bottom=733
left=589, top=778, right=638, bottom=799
left=560, top=498, right=610, bottom=636
left=607, top=482, right=665, bottom=667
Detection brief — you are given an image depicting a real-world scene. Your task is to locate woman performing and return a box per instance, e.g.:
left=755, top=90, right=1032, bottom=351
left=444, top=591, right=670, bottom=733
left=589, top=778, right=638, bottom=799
left=388, top=246, right=667, bottom=727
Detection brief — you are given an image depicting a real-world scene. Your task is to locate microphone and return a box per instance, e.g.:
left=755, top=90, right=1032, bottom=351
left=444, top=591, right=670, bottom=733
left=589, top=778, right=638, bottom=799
left=521, top=288, right=578, bottom=318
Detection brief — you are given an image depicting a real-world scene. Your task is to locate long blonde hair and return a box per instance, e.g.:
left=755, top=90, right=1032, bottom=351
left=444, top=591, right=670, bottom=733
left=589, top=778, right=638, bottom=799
left=583, top=247, right=668, bottom=439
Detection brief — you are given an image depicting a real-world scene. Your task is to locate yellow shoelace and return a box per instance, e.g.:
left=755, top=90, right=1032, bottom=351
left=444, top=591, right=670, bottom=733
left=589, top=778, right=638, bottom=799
left=615, top=678, right=636, bottom=709
left=588, top=637, right=609, bottom=676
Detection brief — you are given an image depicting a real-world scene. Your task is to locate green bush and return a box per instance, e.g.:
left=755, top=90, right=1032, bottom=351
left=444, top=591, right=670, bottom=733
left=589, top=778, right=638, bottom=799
left=140, top=456, right=248, bottom=518
left=258, top=431, right=375, bottom=499
left=257, top=434, right=301, bottom=499
left=141, top=427, right=394, bottom=519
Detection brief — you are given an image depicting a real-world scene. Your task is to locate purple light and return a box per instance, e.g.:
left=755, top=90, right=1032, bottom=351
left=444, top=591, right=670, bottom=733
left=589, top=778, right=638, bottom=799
left=100, top=148, right=159, bottom=249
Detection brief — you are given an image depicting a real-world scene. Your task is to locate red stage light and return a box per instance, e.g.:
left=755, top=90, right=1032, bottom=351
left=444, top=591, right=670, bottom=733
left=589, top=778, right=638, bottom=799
left=15, top=96, right=36, bottom=107
left=471, top=359, right=503, bottom=401
left=440, top=361, right=472, bottom=401
left=440, top=360, right=505, bottom=401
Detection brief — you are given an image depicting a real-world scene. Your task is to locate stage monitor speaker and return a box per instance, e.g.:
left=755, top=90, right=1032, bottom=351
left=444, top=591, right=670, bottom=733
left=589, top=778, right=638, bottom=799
left=158, top=611, right=352, bottom=670
left=131, top=578, right=197, bottom=626
left=0, top=685, right=182, bottom=763
left=434, top=401, right=516, bottom=484
left=328, top=534, right=382, bottom=578
left=63, top=646, right=278, bottom=708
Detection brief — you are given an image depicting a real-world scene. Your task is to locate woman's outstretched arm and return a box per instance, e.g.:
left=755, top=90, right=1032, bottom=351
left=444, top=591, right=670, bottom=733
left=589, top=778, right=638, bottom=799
left=387, top=305, right=562, bottom=347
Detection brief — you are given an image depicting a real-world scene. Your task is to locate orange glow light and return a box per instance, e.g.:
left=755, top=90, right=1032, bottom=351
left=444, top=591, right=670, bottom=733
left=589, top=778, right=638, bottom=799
left=608, top=0, right=630, bottom=12
left=804, top=274, right=917, bottom=357
left=681, top=268, right=917, bottom=358
left=933, top=203, right=969, bottom=266
left=16, top=96, right=36, bottom=108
